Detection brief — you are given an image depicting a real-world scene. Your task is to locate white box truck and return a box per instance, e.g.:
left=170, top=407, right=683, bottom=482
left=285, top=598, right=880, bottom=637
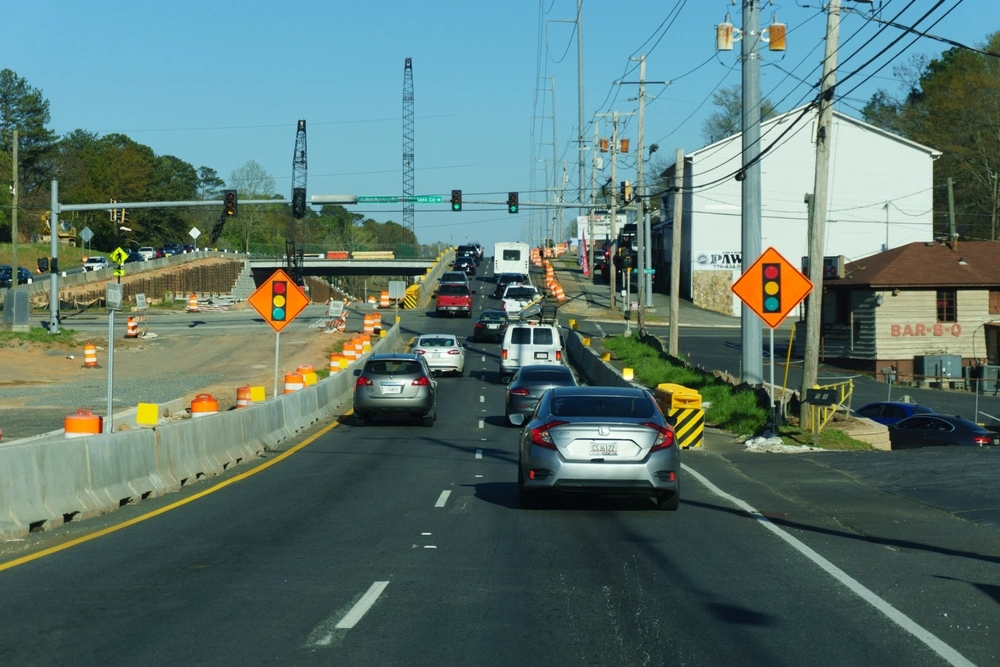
left=493, top=242, right=530, bottom=277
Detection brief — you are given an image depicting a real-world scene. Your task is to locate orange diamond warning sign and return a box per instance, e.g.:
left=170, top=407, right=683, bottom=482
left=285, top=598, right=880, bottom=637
left=248, top=269, right=309, bottom=333
left=731, top=247, right=813, bottom=328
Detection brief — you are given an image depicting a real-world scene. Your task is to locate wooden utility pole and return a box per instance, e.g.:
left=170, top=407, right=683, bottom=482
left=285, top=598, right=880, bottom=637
left=947, top=177, right=957, bottom=241
left=635, top=55, right=647, bottom=331
left=609, top=112, right=619, bottom=311
left=801, top=0, right=841, bottom=425
left=11, top=129, right=18, bottom=279
left=669, top=148, right=684, bottom=356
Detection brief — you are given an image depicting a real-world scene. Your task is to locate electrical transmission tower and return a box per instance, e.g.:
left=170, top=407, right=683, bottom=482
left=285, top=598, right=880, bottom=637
left=402, top=58, right=415, bottom=236
left=287, top=119, right=308, bottom=284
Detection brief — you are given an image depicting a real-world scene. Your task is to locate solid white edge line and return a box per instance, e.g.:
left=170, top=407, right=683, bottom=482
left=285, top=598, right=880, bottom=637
left=334, top=581, right=390, bottom=630
left=434, top=490, right=452, bottom=508
left=682, top=463, right=975, bottom=667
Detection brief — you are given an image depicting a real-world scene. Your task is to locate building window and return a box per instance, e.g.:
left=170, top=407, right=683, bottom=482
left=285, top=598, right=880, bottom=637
left=936, top=290, right=957, bottom=323
left=835, top=290, right=851, bottom=324
left=990, top=290, right=1000, bottom=315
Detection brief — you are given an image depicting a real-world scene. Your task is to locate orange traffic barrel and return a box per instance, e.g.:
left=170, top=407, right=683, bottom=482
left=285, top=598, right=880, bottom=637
left=64, top=409, right=103, bottom=439
left=284, top=373, right=305, bottom=394
left=187, top=293, right=199, bottom=312
left=84, top=343, right=98, bottom=369
left=353, top=338, right=364, bottom=355
left=126, top=317, right=139, bottom=338
left=363, top=314, right=375, bottom=335
left=236, top=386, right=252, bottom=409
left=380, top=290, right=390, bottom=308
left=191, top=393, right=219, bottom=418
left=553, top=284, right=567, bottom=302
left=297, top=364, right=317, bottom=386
left=329, top=353, right=343, bottom=373
left=342, top=345, right=357, bottom=362
left=367, top=295, right=376, bottom=305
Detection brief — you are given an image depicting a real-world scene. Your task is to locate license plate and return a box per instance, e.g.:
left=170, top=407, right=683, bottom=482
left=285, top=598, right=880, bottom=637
left=487, top=324, right=499, bottom=329
left=381, top=384, right=402, bottom=394
left=432, top=352, right=441, bottom=358
left=534, top=352, right=548, bottom=359
left=589, top=441, right=618, bottom=457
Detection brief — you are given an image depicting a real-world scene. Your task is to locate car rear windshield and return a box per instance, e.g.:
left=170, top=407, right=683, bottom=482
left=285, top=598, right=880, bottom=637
left=506, top=288, right=536, bottom=299
left=551, top=394, right=656, bottom=418
left=510, top=328, right=532, bottom=344
left=420, top=337, right=455, bottom=347
left=533, top=328, right=554, bottom=345
left=480, top=312, right=506, bottom=322
left=366, top=360, right=422, bottom=375
left=438, top=284, right=470, bottom=296
left=441, top=273, right=466, bottom=282
left=520, top=368, right=574, bottom=382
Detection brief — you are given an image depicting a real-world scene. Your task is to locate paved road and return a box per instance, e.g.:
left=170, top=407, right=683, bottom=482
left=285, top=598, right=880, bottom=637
left=1, top=272, right=997, bottom=666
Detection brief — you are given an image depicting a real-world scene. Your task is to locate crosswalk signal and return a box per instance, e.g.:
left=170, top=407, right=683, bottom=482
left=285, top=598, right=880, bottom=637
left=224, top=190, right=238, bottom=217
left=271, top=280, right=287, bottom=321
left=507, top=192, right=519, bottom=214
left=451, top=189, right=462, bottom=212
left=762, top=263, right=781, bottom=315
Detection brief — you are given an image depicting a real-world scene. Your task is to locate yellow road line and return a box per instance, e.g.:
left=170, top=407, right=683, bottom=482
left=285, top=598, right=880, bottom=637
left=0, top=413, right=349, bottom=573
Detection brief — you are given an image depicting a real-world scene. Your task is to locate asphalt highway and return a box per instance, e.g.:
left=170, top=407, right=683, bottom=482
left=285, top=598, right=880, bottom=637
left=1, top=267, right=996, bottom=666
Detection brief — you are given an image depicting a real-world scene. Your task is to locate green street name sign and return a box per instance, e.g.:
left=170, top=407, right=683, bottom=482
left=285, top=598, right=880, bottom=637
left=357, top=195, right=444, bottom=205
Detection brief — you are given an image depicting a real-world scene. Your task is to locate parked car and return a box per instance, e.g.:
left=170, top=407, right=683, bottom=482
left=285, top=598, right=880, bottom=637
left=500, top=321, right=563, bottom=379
left=515, top=386, right=679, bottom=510
left=435, top=283, right=473, bottom=317
left=161, top=242, right=182, bottom=256
left=505, top=364, right=578, bottom=424
left=502, top=285, right=539, bottom=313
left=452, top=256, right=477, bottom=276
left=888, top=414, right=998, bottom=449
left=353, top=353, right=437, bottom=427
left=492, top=272, right=529, bottom=299
left=182, top=244, right=195, bottom=253
left=137, top=246, right=156, bottom=261
left=854, top=402, right=936, bottom=426
left=82, top=256, right=110, bottom=272
left=413, top=334, right=466, bottom=376
left=0, top=265, right=32, bottom=288
left=474, top=309, right=508, bottom=343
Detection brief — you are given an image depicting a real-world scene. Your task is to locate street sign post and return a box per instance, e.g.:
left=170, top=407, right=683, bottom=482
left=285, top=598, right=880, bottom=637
left=388, top=280, right=406, bottom=323
left=105, top=281, right=124, bottom=433
left=247, top=269, right=311, bottom=397
left=189, top=227, right=201, bottom=250
left=732, top=247, right=814, bottom=429
left=327, top=300, right=344, bottom=319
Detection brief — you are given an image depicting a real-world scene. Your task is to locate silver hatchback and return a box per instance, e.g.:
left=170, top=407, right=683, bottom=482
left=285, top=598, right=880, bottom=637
left=515, top=386, right=680, bottom=510
left=353, top=353, right=437, bottom=427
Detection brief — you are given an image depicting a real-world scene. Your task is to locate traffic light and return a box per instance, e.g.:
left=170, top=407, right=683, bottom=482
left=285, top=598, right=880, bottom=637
left=224, top=190, right=238, bottom=216
left=620, top=181, right=632, bottom=204
left=451, top=189, right=462, bottom=212
left=762, top=263, right=781, bottom=316
left=271, top=280, right=287, bottom=321
left=507, top=192, right=519, bottom=214
left=292, top=187, right=306, bottom=219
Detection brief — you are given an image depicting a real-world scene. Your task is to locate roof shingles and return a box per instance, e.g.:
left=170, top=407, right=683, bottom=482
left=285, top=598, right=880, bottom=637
left=832, top=241, right=1000, bottom=288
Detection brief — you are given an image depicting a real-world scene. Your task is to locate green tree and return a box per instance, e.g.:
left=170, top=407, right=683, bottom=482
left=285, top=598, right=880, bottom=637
left=224, top=160, right=280, bottom=252
left=701, top=84, right=778, bottom=144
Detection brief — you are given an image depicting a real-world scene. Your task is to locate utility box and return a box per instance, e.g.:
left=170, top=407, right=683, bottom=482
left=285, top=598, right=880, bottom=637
left=1, top=289, right=30, bottom=332
left=914, top=354, right=962, bottom=389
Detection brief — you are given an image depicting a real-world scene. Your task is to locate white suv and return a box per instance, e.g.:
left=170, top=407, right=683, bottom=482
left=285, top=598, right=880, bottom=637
left=137, top=247, right=156, bottom=261
left=500, top=322, right=564, bottom=380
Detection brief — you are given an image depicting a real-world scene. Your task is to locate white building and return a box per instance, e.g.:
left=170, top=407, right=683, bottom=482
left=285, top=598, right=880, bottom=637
left=654, top=106, right=941, bottom=316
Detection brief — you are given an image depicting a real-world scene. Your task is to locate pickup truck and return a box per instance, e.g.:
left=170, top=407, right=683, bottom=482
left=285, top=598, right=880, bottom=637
left=502, top=285, right=540, bottom=314
left=436, top=283, right=473, bottom=318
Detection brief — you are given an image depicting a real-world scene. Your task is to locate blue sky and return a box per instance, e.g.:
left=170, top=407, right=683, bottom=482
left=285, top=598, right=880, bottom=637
left=6, top=0, right=993, bottom=250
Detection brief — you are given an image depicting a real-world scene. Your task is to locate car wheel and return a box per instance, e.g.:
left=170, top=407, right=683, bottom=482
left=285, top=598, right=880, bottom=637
left=422, top=414, right=434, bottom=427
left=518, top=466, right=542, bottom=509
left=656, top=487, right=680, bottom=511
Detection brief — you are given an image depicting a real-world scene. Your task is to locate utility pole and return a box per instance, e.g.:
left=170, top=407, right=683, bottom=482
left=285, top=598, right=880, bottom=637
left=576, top=0, right=586, bottom=234
left=588, top=120, right=598, bottom=280
left=609, top=112, right=619, bottom=311
left=551, top=76, right=558, bottom=246
left=740, top=0, right=764, bottom=386
left=947, top=177, right=957, bottom=241
left=670, top=148, right=684, bottom=357
left=11, top=130, right=18, bottom=282
left=801, top=0, right=841, bottom=424
left=634, top=55, right=647, bottom=332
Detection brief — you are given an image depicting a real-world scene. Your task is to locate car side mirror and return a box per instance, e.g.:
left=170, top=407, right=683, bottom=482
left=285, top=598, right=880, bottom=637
left=353, top=369, right=361, bottom=377
left=509, top=413, right=526, bottom=427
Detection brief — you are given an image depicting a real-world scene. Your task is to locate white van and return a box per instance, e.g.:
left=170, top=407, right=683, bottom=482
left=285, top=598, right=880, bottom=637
left=493, top=242, right=530, bottom=276
left=500, top=322, right=563, bottom=379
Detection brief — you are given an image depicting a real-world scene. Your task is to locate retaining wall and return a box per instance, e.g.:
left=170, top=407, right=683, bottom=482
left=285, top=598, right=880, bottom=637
left=0, top=323, right=402, bottom=539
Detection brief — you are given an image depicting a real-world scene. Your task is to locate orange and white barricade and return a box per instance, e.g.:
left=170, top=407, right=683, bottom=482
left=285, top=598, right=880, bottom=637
left=236, top=386, right=253, bottom=409
left=283, top=373, right=305, bottom=394
left=64, top=409, right=102, bottom=438
left=84, top=343, right=98, bottom=368
left=380, top=291, right=390, bottom=308
left=126, top=317, right=139, bottom=338
left=191, top=393, right=219, bottom=418
left=187, top=294, right=199, bottom=313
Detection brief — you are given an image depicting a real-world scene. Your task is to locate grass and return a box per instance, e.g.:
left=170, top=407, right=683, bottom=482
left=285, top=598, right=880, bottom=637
left=0, top=242, right=90, bottom=271
left=0, top=327, right=79, bottom=346
left=603, top=335, right=769, bottom=435
left=779, top=425, right=874, bottom=451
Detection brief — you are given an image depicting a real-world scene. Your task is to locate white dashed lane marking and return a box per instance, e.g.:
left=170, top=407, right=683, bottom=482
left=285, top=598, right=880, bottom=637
left=434, top=490, right=452, bottom=508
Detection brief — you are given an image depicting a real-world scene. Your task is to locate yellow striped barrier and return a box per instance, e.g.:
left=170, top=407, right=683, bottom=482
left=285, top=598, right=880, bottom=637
left=654, top=383, right=704, bottom=449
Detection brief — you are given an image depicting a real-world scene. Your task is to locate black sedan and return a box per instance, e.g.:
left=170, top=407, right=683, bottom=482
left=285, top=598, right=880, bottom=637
left=474, top=309, right=508, bottom=343
left=505, top=364, right=578, bottom=424
left=888, top=414, right=999, bottom=449
left=453, top=256, right=477, bottom=276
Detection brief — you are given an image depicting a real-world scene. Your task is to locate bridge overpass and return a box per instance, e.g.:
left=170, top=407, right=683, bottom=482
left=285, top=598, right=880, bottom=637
left=248, top=257, right=439, bottom=281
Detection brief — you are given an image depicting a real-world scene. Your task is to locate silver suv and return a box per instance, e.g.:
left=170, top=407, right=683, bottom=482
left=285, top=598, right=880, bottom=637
left=353, top=353, right=438, bottom=427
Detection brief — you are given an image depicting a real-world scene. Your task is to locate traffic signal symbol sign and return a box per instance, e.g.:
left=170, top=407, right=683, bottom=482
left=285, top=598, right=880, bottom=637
left=507, top=192, right=519, bottom=214
left=451, top=189, right=462, bottom=212
left=248, top=269, right=309, bottom=333
left=731, top=247, right=812, bottom=328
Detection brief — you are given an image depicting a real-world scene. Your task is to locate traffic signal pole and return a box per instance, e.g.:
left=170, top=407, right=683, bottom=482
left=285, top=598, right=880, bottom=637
left=740, top=0, right=763, bottom=386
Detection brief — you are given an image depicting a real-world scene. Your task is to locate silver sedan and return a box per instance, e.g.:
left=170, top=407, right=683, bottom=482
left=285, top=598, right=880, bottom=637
left=413, top=334, right=466, bottom=376
left=514, top=386, right=680, bottom=510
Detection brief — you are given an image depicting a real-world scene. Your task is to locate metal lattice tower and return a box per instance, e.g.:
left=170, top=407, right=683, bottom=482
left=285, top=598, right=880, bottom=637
left=287, top=119, right=308, bottom=282
left=402, top=58, right=415, bottom=235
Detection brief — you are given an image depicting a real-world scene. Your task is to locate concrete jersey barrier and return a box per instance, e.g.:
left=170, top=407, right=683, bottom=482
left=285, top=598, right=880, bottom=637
left=0, top=323, right=403, bottom=539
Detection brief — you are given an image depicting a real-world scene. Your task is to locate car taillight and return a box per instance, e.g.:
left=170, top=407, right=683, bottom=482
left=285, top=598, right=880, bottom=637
left=447, top=349, right=461, bottom=355
left=475, top=322, right=484, bottom=328
left=530, top=420, right=567, bottom=449
left=414, top=348, right=426, bottom=355
left=510, top=388, right=530, bottom=396
left=642, top=422, right=674, bottom=450
left=556, top=351, right=562, bottom=361
left=973, top=435, right=991, bottom=446
left=502, top=350, right=508, bottom=360
left=356, top=376, right=373, bottom=387
left=412, top=375, right=431, bottom=386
